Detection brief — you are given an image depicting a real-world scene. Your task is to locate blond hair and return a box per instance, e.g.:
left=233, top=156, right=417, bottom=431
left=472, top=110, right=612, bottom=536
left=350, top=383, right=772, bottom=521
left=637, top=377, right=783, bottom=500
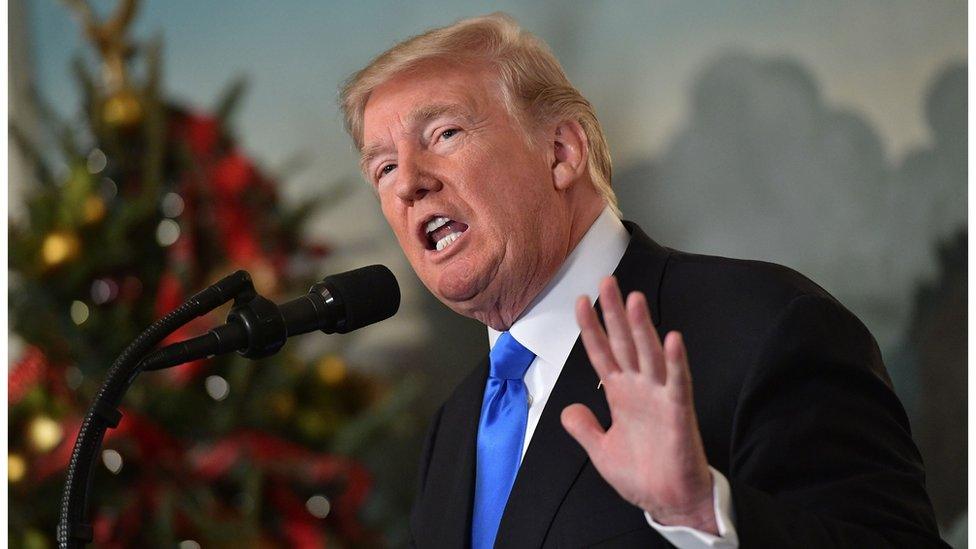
left=339, top=12, right=619, bottom=215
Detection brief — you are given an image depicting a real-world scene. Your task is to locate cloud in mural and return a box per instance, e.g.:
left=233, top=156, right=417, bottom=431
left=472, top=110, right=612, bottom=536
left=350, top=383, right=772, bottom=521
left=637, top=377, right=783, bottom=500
left=614, top=52, right=966, bottom=349
left=891, top=64, right=967, bottom=269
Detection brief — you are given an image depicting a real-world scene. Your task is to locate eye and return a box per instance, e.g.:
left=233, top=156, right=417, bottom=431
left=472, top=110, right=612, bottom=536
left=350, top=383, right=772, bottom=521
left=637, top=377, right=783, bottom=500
left=378, top=163, right=397, bottom=180
left=438, top=128, right=460, bottom=141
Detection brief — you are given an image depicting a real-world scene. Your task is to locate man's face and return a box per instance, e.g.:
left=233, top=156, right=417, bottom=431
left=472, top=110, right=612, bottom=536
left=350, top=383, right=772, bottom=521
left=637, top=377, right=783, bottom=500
left=361, top=63, right=571, bottom=327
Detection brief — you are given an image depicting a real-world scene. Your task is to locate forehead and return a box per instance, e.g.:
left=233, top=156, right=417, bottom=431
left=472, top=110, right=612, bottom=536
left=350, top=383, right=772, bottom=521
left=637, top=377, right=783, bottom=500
left=362, top=63, right=502, bottom=139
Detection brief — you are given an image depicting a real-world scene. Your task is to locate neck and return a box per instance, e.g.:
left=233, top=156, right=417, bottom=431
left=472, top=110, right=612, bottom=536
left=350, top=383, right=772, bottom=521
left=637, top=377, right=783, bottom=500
left=567, top=198, right=607, bottom=258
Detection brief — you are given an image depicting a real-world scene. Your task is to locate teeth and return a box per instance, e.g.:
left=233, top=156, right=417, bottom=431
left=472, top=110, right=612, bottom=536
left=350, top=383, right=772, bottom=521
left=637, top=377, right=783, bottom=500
left=425, top=216, right=450, bottom=235
left=435, top=231, right=463, bottom=251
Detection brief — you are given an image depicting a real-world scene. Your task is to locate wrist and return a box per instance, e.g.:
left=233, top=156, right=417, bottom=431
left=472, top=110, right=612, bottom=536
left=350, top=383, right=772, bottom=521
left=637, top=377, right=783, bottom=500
left=644, top=488, right=718, bottom=534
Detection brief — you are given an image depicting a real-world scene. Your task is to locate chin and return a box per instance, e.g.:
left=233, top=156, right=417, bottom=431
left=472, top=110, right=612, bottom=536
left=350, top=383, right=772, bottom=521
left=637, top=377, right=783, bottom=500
left=431, top=262, right=497, bottom=315
left=435, top=272, right=484, bottom=305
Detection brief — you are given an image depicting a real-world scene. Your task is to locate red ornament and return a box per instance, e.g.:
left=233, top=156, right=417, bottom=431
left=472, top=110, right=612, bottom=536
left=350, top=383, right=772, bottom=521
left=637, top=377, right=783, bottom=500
left=211, top=151, right=255, bottom=197
left=174, top=113, right=221, bottom=158
left=266, top=483, right=325, bottom=548
left=9, top=347, right=48, bottom=406
left=92, top=514, right=117, bottom=547
left=207, top=150, right=266, bottom=266
left=154, top=272, right=184, bottom=317
left=334, top=463, right=372, bottom=541
left=224, top=221, right=261, bottom=264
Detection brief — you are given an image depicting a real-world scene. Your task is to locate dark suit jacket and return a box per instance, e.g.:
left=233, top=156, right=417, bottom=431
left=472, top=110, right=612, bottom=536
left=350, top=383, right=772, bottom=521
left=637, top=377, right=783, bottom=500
left=410, top=222, right=945, bottom=548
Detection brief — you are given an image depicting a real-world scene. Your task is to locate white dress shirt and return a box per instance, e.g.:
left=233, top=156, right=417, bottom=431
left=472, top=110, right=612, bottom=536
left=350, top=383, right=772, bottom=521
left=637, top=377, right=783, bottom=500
left=487, top=206, right=739, bottom=548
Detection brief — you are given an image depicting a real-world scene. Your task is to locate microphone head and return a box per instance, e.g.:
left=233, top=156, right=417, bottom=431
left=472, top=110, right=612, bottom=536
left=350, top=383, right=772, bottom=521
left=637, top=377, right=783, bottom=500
left=316, top=265, right=400, bottom=333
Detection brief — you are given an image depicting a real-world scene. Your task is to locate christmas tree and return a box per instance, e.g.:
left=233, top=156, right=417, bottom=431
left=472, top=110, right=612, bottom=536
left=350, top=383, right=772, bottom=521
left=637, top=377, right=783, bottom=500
left=9, top=1, right=417, bottom=546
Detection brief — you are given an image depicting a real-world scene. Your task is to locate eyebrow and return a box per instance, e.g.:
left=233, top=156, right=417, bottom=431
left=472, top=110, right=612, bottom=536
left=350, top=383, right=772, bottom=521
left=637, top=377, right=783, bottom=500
left=359, top=102, right=473, bottom=173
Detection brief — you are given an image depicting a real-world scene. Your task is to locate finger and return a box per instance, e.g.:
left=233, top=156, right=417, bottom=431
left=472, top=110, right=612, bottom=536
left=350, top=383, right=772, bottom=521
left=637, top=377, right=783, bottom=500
left=561, top=403, right=605, bottom=458
left=576, top=295, right=620, bottom=379
left=598, top=276, right=639, bottom=371
left=664, top=331, right=693, bottom=404
left=626, top=291, right=666, bottom=384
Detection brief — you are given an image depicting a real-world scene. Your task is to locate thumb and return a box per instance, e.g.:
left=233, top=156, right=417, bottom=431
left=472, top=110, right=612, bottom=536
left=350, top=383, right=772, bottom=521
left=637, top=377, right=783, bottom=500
left=561, top=403, right=605, bottom=457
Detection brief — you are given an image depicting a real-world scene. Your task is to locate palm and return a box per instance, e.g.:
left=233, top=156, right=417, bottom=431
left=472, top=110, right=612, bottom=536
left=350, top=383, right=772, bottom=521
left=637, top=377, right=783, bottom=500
left=560, top=277, right=715, bottom=531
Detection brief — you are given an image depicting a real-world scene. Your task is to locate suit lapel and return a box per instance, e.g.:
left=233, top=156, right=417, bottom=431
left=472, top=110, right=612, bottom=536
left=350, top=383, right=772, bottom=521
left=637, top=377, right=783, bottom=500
left=495, top=222, right=671, bottom=546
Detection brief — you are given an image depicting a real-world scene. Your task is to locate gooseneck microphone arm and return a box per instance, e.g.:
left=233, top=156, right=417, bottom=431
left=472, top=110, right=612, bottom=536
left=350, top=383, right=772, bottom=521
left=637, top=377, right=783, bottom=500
left=57, top=265, right=400, bottom=548
left=57, top=270, right=256, bottom=549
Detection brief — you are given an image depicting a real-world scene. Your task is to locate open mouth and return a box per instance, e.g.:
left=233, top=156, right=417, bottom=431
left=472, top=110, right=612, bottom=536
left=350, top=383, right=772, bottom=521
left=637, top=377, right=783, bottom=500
left=424, top=216, right=469, bottom=252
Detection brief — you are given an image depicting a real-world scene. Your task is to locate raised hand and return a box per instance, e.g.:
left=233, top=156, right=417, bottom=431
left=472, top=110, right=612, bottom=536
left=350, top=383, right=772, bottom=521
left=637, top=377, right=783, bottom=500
left=560, top=276, right=718, bottom=533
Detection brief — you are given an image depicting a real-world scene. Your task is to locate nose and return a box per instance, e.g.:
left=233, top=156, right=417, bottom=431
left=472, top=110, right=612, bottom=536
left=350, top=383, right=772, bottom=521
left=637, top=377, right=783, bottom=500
left=394, top=150, right=441, bottom=204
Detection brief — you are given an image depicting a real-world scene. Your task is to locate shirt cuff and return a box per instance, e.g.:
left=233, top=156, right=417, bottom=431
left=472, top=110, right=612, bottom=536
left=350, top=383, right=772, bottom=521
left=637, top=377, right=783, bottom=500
left=643, top=466, right=739, bottom=549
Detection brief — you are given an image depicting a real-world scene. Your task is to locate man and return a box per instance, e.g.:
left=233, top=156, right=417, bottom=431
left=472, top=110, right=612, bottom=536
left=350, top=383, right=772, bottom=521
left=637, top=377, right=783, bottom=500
left=340, top=13, right=945, bottom=548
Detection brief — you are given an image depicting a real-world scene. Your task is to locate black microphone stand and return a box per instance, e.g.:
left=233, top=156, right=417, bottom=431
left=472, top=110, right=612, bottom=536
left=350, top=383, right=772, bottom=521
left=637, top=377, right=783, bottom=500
left=57, top=270, right=261, bottom=548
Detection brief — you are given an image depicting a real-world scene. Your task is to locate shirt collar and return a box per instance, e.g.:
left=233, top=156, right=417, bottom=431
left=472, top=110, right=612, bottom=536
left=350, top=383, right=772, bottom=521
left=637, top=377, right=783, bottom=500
left=488, top=206, right=629, bottom=367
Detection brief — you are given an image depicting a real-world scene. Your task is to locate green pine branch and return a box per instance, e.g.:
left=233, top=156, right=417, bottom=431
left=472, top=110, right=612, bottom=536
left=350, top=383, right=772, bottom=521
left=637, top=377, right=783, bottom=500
left=214, top=75, right=248, bottom=126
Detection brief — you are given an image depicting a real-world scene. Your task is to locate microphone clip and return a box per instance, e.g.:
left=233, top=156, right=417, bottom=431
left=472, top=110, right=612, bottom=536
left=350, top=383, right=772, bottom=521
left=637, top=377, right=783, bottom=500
left=227, top=292, right=288, bottom=359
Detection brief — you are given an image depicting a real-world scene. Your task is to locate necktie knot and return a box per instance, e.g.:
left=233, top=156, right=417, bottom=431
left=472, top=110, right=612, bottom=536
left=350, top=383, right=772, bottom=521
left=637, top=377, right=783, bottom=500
left=489, top=332, right=535, bottom=380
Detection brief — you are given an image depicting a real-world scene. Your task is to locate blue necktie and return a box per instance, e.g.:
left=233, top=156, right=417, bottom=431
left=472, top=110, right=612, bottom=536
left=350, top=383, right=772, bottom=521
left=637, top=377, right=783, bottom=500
left=472, top=331, right=536, bottom=549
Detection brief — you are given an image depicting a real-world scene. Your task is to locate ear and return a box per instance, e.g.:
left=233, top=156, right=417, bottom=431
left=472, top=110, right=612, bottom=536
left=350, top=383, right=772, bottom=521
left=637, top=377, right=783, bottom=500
left=550, top=119, right=589, bottom=191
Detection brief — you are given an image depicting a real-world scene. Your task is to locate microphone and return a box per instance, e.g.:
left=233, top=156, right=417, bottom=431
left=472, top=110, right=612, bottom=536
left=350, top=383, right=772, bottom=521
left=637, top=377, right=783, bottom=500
left=142, top=265, right=400, bottom=370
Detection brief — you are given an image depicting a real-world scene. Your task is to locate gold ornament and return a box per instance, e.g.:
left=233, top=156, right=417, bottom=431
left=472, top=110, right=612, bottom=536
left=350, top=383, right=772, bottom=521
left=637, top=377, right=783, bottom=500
left=83, top=195, right=107, bottom=224
left=102, top=88, right=143, bottom=128
left=65, top=0, right=144, bottom=128
left=316, top=355, right=347, bottom=386
left=27, top=415, right=64, bottom=453
left=41, top=231, right=82, bottom=268
left=8, top=453, right=27, bottom=483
